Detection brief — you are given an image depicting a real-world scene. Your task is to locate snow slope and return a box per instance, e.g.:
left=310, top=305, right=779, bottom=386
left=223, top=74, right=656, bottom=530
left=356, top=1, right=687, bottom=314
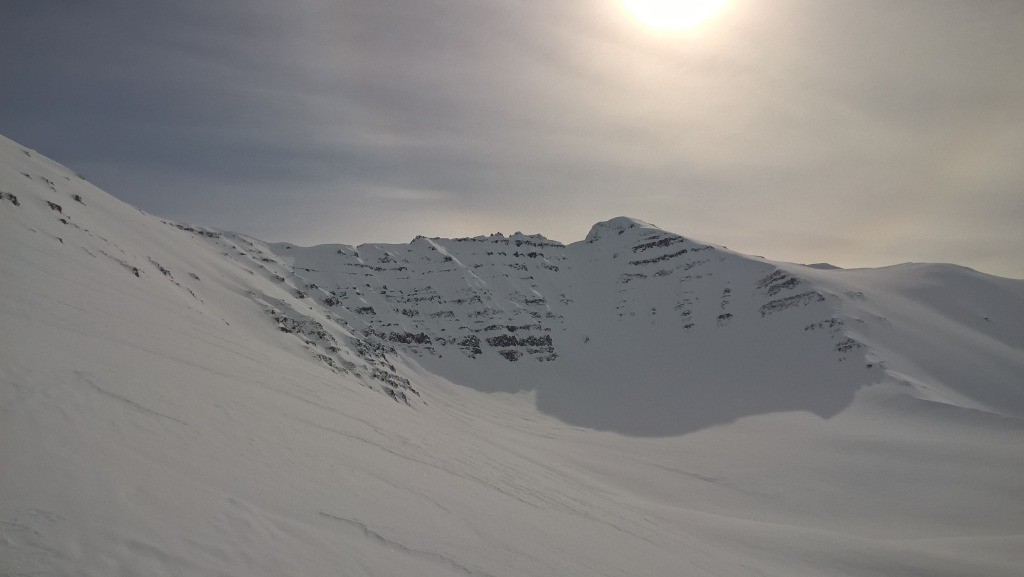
left=2, top=133, right=1023, bottom=576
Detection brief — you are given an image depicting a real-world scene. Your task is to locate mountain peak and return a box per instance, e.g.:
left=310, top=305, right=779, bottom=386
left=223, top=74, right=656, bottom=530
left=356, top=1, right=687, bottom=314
left=584, top=217, right=661, bottom=243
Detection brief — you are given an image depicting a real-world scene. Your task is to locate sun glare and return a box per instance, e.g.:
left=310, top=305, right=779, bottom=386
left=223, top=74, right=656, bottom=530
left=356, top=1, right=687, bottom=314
left=622, top=0, right=730, bottom=31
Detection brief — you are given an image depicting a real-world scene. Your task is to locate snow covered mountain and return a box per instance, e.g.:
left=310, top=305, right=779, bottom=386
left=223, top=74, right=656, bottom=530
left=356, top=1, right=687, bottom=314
left=2, top=133, right=1023, bottom=576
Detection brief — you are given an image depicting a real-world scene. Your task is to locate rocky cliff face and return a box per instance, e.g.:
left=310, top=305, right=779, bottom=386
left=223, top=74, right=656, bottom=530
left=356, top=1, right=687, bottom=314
left=196, top=215, right=868, bottom=417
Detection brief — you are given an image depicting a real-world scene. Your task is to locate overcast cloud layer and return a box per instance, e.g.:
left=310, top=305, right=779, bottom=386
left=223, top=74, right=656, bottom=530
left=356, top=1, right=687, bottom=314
left=2, top=0, right=1022, bottom=277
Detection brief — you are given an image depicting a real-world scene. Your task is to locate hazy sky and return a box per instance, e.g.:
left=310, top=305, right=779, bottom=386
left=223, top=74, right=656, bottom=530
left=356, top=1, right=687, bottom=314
left=2, top=0, right=1023, bottom=277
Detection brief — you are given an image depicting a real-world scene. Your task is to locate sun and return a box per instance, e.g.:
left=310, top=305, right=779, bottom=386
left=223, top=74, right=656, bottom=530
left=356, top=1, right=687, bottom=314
left=622, top=0, right=730, bottom=31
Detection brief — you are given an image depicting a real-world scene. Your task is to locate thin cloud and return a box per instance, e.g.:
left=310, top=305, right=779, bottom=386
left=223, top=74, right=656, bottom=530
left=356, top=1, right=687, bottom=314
left=1, top=0, right=1022, bottom=277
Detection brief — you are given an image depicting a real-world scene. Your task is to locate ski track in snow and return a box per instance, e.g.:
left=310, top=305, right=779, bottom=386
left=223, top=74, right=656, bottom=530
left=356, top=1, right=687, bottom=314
left=74, top=370, right=189, bottom=427
left=317, top=511, right=497, bottom=577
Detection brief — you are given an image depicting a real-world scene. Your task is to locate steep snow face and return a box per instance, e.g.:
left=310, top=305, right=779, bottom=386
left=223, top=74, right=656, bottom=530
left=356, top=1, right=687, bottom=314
left=2, top=133, right=1024, bottom=577
left=793, top=262, right=1024, bottom=418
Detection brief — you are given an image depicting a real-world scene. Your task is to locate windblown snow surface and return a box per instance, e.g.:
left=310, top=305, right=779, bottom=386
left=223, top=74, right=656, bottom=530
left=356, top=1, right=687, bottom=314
left=2, top=133, right=1023, bottom=576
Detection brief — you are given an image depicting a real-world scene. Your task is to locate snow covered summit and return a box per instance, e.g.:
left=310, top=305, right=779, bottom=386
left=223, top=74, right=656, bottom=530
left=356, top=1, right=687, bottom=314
left=583, top=216, right=661, bottom=242
left=2, top=134, right=1023, bottom=576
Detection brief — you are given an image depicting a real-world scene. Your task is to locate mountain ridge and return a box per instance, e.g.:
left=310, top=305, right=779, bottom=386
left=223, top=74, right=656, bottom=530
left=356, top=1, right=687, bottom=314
left=3, top=133, right=1022, bottom=428
left=3, top=133, right=1024, bottom=576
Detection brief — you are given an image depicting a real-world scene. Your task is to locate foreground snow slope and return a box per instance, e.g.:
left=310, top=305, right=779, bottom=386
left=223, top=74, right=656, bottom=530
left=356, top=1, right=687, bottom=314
left=2, top=133, right=1023, bottom=576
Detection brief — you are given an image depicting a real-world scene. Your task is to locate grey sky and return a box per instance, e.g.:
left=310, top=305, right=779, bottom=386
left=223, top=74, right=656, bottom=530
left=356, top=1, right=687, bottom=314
left=2, top=0, right=1022, bottom=278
